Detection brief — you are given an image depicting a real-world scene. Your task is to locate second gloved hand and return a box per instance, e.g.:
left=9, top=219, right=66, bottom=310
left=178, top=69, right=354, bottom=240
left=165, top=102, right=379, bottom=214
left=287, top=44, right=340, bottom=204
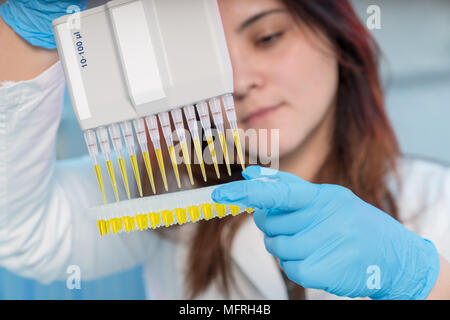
left=0, top=0, right=89, bottom=49
left=212, top=166, right=440, bottom=300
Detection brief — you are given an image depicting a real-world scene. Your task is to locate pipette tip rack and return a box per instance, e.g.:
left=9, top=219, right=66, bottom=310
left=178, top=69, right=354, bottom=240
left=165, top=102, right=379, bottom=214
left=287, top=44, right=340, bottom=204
left=90, top=186, right=254, bottom=236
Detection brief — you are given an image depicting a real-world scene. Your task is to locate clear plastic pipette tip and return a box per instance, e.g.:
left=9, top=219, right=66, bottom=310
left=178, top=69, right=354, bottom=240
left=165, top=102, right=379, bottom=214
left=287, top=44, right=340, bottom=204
left=158, top=112, right=182, bottom=188
left=183, top=105, right=207, bottom=182
left=145, top=115, right=169, bottom=191
left=209, top=97, right=232, bottom=176
left=96, top=127, right=120, bottom=202
left=222, top=94, right=246, bottom=172
left=171, top=108, right=194, bottom=185
left=108, top=124, right=131, bottom=200
left=196, top=101, right=221, bottom=179
left=120, top=121, right=143, bottom=197
left=133, top=118, right=156, bottom=194
left=84, top=129, right=107, bottom=204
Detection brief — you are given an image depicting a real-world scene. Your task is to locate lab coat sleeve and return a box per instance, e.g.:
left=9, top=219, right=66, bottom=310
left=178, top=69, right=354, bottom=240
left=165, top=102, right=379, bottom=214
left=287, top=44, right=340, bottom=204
left=397, top=158, right=450, bottom=263
left=0, top=62, right=160, bottom=284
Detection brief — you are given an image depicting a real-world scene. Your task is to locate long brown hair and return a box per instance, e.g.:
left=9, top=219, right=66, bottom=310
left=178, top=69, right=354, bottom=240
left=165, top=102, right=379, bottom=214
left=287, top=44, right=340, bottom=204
left=145, top=0, right=400, bottom=299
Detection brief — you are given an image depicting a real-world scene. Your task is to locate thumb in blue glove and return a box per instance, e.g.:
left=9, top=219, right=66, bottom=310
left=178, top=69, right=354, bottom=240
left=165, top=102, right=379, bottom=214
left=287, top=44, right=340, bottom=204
left=212, top=166, right=440, bottom=300
left=0, top=0, right=89, bottom=49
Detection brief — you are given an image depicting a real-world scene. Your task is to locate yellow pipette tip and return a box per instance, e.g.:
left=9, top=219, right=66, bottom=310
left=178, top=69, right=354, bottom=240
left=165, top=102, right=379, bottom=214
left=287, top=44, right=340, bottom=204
left=130, top=154, right=143, bottom=197
left=193, top=139, right=207, bottom=182
left=118, top=158, right=131, bottom=200
left=94, top=164, right=107, bottom=205
left=175, top=208, right=188, bottom=225
left=206, top=136, right=221, bottom=179
left=142, top=151, right=156, bottom=194
left=155, top=149, right=169, bottom=192
left=168, top=145, right=182, bottom=189
left=181, top=142, right=194, bottom=185
left=232, top=130, right=246, bottom=172
left=219, top=132, right=232, bottom=176
left=106, top=160, right=120, bottom=202
left=188, top=206, right=200, bottom=223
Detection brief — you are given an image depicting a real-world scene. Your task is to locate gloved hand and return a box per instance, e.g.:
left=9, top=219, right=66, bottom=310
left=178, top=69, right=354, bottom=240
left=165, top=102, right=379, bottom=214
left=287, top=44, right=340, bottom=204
left=0, top=0, right=89, bottom=49
left=212, top=166, right=441, bottom=300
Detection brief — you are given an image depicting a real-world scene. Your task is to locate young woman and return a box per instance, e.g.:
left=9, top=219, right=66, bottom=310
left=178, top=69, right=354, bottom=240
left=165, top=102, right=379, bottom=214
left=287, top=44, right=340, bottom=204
left=0, top=0, right=449, bottom=300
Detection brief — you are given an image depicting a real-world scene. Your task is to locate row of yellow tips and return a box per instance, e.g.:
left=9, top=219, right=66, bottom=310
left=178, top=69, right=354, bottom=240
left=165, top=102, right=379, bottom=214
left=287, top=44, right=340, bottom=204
left=85, top=94, right=245, bottom=203
left=96, top=204, right=255, bottom=236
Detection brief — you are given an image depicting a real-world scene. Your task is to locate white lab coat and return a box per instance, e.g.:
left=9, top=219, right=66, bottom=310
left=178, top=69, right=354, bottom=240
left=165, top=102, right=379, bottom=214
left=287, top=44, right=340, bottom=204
left=0, top=62, right=449, bottom=300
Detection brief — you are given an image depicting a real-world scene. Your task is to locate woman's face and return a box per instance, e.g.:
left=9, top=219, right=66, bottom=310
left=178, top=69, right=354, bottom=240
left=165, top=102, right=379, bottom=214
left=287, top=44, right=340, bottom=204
left=218, top=0, right=339, bottom=160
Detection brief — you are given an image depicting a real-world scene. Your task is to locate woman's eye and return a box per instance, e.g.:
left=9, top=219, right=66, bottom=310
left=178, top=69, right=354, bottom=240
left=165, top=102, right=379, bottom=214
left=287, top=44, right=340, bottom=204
left=256, top=32, right=283, bottom=46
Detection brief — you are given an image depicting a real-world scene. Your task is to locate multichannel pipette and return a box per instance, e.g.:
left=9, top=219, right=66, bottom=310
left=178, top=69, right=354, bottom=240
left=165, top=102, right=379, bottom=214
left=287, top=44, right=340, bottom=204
left=53, top=0, right=248, bottom=235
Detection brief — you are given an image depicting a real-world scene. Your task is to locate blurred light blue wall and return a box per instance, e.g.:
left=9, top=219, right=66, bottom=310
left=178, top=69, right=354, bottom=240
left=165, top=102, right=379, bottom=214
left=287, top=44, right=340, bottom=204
left=351, top=0, right=450, bottom=164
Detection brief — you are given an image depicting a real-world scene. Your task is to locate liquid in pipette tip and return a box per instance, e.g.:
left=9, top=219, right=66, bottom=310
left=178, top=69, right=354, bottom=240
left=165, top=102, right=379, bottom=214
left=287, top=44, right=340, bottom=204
left=219, top=132, right=232, bottom=176
left=142, top=151, right=156, bottom=194
left=193, top=139, right=207, bottom=182
left=180, top=142, right=195, bottom=185
left=233, top=129, right=246, bottom=172
left=94, top=164, right=107, bottom=204
left=168, top=145, right=182, bottom=188
left=118, top=157, right=131, bottom=200
left=106, top=160, right=120, bottom=202
left=130, top=154, right=143, bottom=197
left=206, top=136, right=221, bottom=179
left=155, top=148, right=169, bottom=191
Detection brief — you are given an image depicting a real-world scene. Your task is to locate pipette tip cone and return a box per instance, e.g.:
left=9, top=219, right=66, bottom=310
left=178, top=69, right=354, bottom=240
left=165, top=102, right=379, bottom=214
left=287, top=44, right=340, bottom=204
left=142, top=151, right=156, bottom=194
left=130, top=154, right=143, bottom=197
left=168, top=145, right=182, bottom=189
left=118, top=158, right=131, bottom=200
left=232, top=130, right=246, bottom=172
left=193, top=139, right=207, bottom=182
left=206, top=136, right=220, bottom=179
left=219, top=132, right=232, bottom=176
left=155, top=149, right=169, bottom=192
left=106, top=160, right=120, bottom=202
left=94, top=164, right=107, bottom=205
left=181, top=142, right=194, bottom=185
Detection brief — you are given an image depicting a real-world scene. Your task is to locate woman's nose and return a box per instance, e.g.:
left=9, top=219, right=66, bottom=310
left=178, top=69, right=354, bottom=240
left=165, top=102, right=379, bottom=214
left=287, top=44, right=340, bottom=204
left=230, top=48, right=264, bottom=101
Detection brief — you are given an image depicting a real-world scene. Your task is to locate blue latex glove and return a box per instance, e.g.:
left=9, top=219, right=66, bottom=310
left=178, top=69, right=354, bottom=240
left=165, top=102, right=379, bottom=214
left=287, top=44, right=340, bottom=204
left=0, top=0, right=89, bottom=49
left=212, top=166, right=441, bottom=300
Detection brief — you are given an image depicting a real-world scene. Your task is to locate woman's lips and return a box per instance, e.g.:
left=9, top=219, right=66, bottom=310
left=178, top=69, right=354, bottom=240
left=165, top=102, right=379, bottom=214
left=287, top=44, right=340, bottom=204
left=243, top=103, right=284, bottom=126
